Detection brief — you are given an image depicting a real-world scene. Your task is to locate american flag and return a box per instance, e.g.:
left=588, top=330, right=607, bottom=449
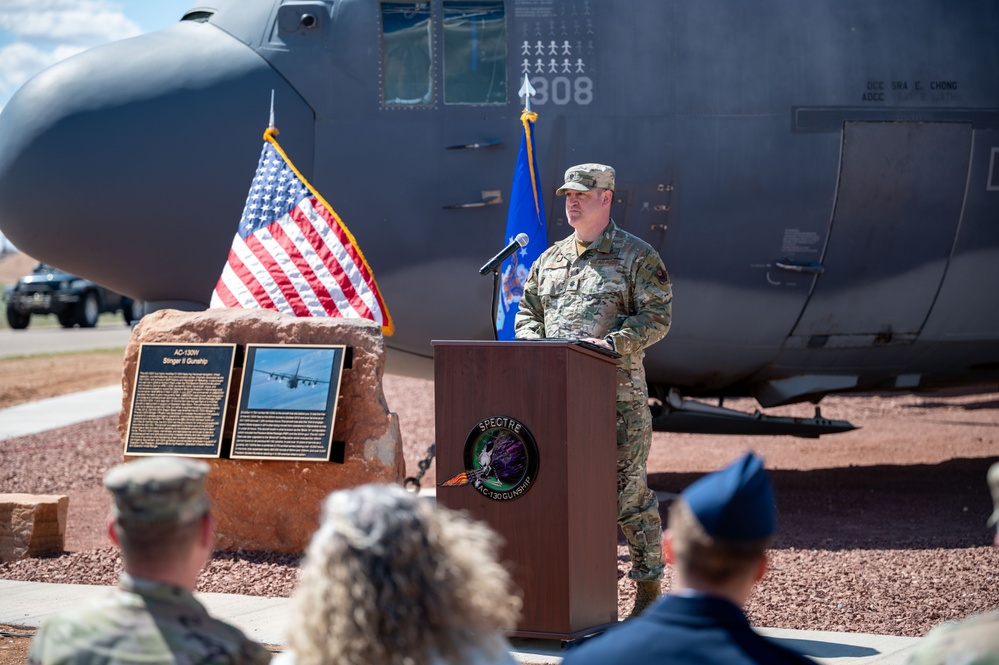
left=211, top=128, right=393, bottom=335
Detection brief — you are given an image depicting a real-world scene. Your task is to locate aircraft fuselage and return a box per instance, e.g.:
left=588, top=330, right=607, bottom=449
left=0, top=0, right=997, bottom=411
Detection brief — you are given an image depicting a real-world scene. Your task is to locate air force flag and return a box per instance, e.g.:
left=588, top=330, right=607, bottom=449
left=495, top=107, right=547, bottom=339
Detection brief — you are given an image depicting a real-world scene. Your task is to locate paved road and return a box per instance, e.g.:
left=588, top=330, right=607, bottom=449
left=0, top=325, right=134, bottom=358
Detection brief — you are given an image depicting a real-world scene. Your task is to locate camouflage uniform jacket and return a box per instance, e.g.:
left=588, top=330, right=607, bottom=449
left=515, top=219, right=672, bottom=401
left=905, top=609, right=999, bottom=665
left=29, top=573, right=272, bottom=665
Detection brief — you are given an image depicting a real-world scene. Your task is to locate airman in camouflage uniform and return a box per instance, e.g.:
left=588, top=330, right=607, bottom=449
left=515, top=163, right=672, bottom=618
left=903, top=460, right=999, bottom=665
left=29, top=456, right=271, bottom=665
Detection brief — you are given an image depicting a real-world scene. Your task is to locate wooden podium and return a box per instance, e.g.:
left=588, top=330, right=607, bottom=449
left=433, top=340, right=619, bottom=639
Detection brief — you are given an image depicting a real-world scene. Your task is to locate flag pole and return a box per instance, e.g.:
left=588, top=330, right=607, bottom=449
left=268, top=90, right=275, bottom=130
left=489, top=75, right=544, bottom=340
left=516, top=76, right=541, bottom=222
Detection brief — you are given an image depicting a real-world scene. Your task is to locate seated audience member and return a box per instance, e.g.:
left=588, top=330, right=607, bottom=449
left=904, top=460, right=999, bottom=665
left=29, top=456, right=271, bottom=665
left=563, top=452, right=816, bottom=665
left=274, top=483, right=521, bottom=665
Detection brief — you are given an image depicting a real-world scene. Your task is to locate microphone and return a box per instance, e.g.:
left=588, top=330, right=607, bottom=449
left=478, top=233, right=529, bottom=275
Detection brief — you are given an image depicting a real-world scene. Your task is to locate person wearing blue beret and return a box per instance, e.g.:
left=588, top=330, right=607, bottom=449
left=562, top=452, right=816, bottom=665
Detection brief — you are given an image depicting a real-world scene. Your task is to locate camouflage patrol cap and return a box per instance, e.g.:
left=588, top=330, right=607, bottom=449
left=987, top=461, right=999, bottom=529
left=556, top=163, right=615, bottom=195
left=104, top=456, right=211, bottom=524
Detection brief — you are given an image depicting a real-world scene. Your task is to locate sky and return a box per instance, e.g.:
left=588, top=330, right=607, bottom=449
left=0, top=0, right=194, bottom=249
left=0, top=0, right=194, bottom=111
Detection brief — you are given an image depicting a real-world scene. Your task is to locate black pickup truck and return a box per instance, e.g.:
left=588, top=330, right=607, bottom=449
left=4, top=263, right=134, bottom=329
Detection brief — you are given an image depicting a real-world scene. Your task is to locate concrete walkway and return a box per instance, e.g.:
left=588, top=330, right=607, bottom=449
left=0, top=385, right=122, bottom=440
left=0, top=580, right=921, bottom=664
left=0, top=385, right=924, bottom=664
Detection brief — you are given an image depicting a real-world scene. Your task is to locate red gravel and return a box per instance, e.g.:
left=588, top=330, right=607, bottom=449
left=2, top=377, right=998, bottom=637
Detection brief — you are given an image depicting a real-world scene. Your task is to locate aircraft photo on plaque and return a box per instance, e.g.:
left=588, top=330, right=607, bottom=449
left=247, top=347, right=335, bottom=411
left=231, top=344, right=346, bottom=461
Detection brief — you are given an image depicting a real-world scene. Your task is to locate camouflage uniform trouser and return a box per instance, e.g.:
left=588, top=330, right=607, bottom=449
left=616, top=399, right=663, bottom=581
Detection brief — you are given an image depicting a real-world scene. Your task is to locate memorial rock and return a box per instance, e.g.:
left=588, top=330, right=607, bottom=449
left=0, top=494, right=68, bottom=561
left=118, top=308, right=405, bottom=552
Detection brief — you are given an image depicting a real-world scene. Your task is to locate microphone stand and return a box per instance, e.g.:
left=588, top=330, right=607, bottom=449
left=488, top=265, right=501, bottom=341
left=479, top=234, right=529, bottom=341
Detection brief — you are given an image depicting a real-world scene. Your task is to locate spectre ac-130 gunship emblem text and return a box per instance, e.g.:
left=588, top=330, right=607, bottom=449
left=440, top=416, right=539, bottom=501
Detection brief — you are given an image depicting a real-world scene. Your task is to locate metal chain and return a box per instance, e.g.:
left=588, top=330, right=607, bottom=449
left=403, top=443, right=436, bottom=493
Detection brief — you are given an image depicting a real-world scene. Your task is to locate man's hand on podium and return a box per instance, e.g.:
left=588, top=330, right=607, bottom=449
left=581, top=337, right=612, bottom=351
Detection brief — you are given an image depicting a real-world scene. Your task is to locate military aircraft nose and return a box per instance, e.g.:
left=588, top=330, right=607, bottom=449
left=0, top=20, right=315, bottom=307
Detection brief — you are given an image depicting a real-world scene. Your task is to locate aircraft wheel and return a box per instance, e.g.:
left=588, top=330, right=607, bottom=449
left=122, top=299, right=134, bottom=326
left=76, top=292, right=100, bottom=328
left=58, top=310, right=76, bottom=328
left=6, top=305, right=29, bottom=329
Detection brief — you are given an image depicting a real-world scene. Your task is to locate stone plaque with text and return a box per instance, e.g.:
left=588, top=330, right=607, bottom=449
left=231, top=344, right=346, bottom=461
left=125, top=343, right=237, bottom=457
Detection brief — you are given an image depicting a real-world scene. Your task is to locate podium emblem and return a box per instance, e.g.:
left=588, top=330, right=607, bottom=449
left=439, top=415, right=539, bottom=501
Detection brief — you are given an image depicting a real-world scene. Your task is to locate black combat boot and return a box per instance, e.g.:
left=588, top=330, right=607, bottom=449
left=628, top=580, right=661, bottom=619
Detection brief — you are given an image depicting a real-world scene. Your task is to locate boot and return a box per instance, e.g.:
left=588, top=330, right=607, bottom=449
left=628, top=580, right=661, bottom=619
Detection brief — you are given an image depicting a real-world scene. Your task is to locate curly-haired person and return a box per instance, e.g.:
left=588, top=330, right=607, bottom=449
left=273, top=483, right=522, bottom=665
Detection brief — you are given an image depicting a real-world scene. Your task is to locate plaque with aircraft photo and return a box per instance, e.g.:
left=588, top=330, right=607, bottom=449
left=231, top=344, right=347, bottom=461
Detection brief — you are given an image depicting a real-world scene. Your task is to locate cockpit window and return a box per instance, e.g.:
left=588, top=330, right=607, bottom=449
left=181, top=11, right=215, bottom=23
left=379, top=1, right=506, bottom=108
left=381, top=2, right=433, bottom=106
left=442, top=1, right=506, bottom=105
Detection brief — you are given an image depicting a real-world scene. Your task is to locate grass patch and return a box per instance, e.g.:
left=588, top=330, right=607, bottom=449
left=0, top=346, right=127, bottom=362
left=0, top=310, right=126, bottom=331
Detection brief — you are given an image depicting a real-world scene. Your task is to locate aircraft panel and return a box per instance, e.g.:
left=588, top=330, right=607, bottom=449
left=920, top=129, right=999, bottom=342
left=664, top=114, right=838, bottom=343
left=789, top=121, right=971, bottom=339
left=190, top=0, right=277, bottom=49
left=312, top=112, right=514, bottom=351
left=540, top=116, right=674, bottom=246
left=266, top=1, right=335, bottom=52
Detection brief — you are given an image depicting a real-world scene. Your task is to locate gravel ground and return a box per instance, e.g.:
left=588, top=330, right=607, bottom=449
left=2, top=375, right=999, bottom=638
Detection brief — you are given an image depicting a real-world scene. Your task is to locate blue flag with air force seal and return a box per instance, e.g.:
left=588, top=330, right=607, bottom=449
left=496, top=110, right=547, bottom=340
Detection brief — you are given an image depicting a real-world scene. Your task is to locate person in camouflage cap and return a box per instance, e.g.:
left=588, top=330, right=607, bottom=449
left=903, top=460, right=999, bottom=665
left=515, top=163, right=672, bottom=618
left=29, top=456, right=271, bottom=665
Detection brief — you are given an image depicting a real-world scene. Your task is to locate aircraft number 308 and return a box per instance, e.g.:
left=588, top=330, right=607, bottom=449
left=529, top=76, right=594, bottom=105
